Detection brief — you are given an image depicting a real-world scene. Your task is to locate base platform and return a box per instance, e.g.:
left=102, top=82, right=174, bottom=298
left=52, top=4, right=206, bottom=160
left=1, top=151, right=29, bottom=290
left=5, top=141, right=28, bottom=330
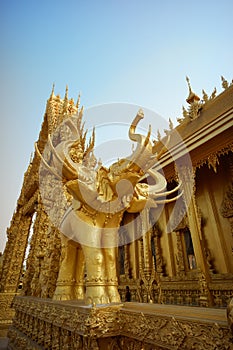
left=7, top=296, right=233, bottom=349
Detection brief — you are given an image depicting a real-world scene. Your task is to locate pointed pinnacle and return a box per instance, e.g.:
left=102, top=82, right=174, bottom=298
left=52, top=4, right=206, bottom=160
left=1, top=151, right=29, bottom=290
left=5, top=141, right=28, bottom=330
left=79, top=105, right=84, bottom=117
left=186, top=76, right=192, bottom=93
left=76, top=92, right=81, bottom=109
left=157, top=130, right=161, bottom=141
left=50, top=83, right=55, bottom=99
left=64, top=85, right=68, bottom=100
left=169, top=118, right=173, bottom=130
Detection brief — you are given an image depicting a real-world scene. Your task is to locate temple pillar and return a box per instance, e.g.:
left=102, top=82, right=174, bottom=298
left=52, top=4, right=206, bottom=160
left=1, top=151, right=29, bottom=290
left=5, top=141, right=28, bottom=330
left=175, top=230, right=186, bottom=276
left=0, top=209, right=32, bottom=335
left=141, top=209, right=153, bottom=278
left=129, top=240, right=138, bottom=280
left=220, top=182, right=233, bottom=262
left=152, top=221, right=164, bottom=276
left=137, top=209, right=155, bottom=303
left=22, top=203, right=50, bottom=297
left=179, top=165, right=213, bottom=306
left=0, top=210, right=31, bottom=292
left=137, top=239, right=143, bottom=276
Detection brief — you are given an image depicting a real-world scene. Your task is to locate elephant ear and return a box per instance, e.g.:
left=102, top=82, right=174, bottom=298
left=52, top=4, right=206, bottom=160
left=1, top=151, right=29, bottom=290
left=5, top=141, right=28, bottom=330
left=108, top=170, right=141, bottom=192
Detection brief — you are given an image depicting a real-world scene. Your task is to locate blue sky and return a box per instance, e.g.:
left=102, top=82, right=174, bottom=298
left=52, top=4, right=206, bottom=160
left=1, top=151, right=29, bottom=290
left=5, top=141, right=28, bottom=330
left=0, top=0, right=232, bottom=251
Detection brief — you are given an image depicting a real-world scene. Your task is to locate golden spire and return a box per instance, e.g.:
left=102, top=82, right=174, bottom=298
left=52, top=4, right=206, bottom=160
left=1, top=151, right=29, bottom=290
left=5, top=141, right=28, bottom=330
left=157, top=129, right=161, bottom=141
left=49, top=83, right=55, bottom=100
left=202, top=89, right=208, bottom=103
left=186, top=76, right=200, bottom=104
left=221, top=76, right=229, bottom=90
left=64, top=85, right=69, bottom=100
left=169, top=118, right=173, bottom=130
left=76, top=92, right=81, bottom=109
left=79, top=105, right=84, bottom=117
left=186, top=76, right=192, bottom=94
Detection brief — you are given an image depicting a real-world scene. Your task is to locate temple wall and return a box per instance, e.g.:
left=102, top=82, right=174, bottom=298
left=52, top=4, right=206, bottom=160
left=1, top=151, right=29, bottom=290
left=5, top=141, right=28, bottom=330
left=196, top=155, right=233, bottom=274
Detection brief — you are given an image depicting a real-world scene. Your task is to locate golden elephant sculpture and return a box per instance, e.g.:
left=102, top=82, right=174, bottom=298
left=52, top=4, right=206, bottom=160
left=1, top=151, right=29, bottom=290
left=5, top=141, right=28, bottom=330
left=36, top=109, right=181, bottom=304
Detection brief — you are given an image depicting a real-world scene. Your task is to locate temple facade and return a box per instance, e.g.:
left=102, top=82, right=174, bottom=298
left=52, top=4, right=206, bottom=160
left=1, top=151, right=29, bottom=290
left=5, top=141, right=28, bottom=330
left=0, top=78, right=232, bottom=349
left=118, top=77, right=233, bottom=309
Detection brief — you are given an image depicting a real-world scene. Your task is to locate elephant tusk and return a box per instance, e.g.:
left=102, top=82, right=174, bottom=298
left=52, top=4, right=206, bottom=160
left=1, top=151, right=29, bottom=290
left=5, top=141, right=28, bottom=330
left=143, top=154, right=159, bottom=172
left=153, top=190, right=183, bottom=203
left=146, top=168, right=167, bottom=194
left=150, top=181, right=182, bottom=198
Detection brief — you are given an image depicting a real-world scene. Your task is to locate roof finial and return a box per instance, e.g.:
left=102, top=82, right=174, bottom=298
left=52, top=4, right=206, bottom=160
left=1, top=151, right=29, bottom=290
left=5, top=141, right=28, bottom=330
left=79, top=105, right=84, bottom=117
left=185, top=76, right=200, bottom=104
left=186, top=76, right=192, bottom=94
left=64, top=85, right=68, bottom=100
left=157, top=129, right=161, bottom=141
left=221, top=76, right=229, bottom=90
left=50, top=83, right=55, bottom=100
left=169, top=118, right=174, bottom=130
left=76, top=92, right=81, bottom=109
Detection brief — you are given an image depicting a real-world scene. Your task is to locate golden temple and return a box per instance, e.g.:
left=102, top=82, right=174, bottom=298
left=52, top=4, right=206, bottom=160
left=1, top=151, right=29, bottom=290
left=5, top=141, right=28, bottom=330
left=0, top=77, right=232, bottom=349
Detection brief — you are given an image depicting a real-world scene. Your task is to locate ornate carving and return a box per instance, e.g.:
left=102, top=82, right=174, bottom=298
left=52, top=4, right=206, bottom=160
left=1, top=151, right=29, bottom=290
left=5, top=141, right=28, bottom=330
left=0, top=212, right=32, bottom=293
left=177, top=77, right=203, bottom=124
left=207, top=153, right=220, bottom=173
left=227, top=297, right=233, bottom=335
left=8, top=296, right=123, bottom=349
left=0, top=293, right=15, bottom=336
left=8, top=297, right=233, bottom=349
left=220, top=182, right=233, bottom=256
left=220, top=183, right=233, bottom=219
left=175, top=231, right=185, bottom=276
left=221, top=75, right=233, bottom=90
left=120, top=304, right=233, bottom=349
left=152, top=224, right=164, bottom=275
left=196, top=146, right=233, bottom=171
